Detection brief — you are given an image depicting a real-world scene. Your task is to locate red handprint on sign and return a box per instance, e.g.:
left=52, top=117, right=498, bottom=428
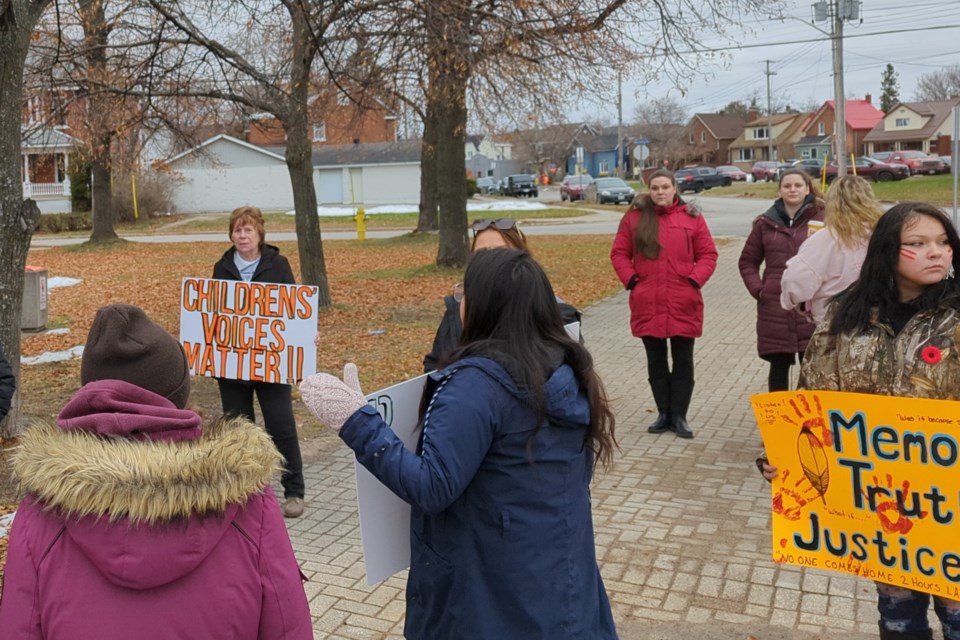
left=871, top=474, right=928, bottom=535
left=772, top=468, right=820, bottom=521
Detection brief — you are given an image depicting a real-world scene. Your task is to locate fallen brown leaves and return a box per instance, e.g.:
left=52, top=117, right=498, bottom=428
left=21, top=234, right=620, bottom=423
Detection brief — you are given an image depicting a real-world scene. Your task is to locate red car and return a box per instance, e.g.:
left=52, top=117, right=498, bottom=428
left=750, top=161, right=778, bottom=182
left=824, top=157, right=909, bottom=183
left=870, top=150, right=945, bottom=175
left=560, top=174, right=594, bottom=202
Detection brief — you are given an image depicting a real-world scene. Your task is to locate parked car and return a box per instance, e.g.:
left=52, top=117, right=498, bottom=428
left=790, top=159, right=827, bottom=179
left=822, top=157, right=909, bottom=183
left=869, top=150, right=945, bottom=175
left=940, top=156, right=952, bottom=172
left=560, top=174, right=594, bottom=201
left=506, top=174, right=538, bottom=197
left=716, top=165, right=748, bottom=181
left=585, top=177, right=635, bottom=204
left=475, top=177, right=495, bottom=195
left=751, top=161, right=779, bottom=182
left=674, top=167, right=731, bottom=193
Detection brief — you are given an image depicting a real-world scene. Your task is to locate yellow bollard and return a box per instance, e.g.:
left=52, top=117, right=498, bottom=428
left=355, top=207, right=366, bottom=241
left=131, top=173, right=139, bottom=220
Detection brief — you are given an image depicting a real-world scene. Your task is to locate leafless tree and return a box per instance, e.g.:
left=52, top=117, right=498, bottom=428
left=914, top=64, right=960, bottom=102
left=633, top=95, right=691, bottom=168
left=0, top=0, right=54, bottom=436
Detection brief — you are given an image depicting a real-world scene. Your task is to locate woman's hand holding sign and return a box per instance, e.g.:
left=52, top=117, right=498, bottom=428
left=300, top=363, right=366, bottom=431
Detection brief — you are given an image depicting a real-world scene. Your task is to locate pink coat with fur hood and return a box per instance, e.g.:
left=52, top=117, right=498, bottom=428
left=611, top=198, right=718, bottom=338
left=0, top=380, right=312, bottom=640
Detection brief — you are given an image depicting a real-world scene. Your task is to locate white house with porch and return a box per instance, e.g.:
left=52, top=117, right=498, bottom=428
left=21, top=127, right=80, bottom=213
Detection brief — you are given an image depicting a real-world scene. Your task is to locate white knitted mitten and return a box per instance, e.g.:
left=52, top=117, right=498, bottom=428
left=300, top=363, right=366, bottom=431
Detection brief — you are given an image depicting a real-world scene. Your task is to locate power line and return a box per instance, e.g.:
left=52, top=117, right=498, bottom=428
left=664, top=23, right=960, bottom=56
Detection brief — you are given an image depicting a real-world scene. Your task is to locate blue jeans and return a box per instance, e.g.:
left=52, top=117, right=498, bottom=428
left=877, top=582, right=960, bottom=639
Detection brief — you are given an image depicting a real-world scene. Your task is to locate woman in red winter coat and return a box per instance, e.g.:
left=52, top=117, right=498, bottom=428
left=610, top=169, right=718, bottom=438
left=738, top=169, right=825, bottom=392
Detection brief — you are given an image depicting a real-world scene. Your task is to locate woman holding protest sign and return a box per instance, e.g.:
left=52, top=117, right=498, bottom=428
left=213, top=206, right=306, bottom=518
left=301, top=248, right=618, bottom=639
left=760, top=202, right=960, bottom=640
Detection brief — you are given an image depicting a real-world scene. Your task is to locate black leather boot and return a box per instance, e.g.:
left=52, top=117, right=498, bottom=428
left=647, top=412, right=671, bottom=433
left=647, top=378, right=672, bottom=434
left=672, top=416, right=694, bottom=439
left=670, top=377, right=695, bottom=439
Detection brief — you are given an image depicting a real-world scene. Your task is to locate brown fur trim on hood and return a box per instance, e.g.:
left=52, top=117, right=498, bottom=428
left=12, top=417, right=282, bottom=524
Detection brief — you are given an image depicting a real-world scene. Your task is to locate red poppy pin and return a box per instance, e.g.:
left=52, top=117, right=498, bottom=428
left=922, top=346, right=943, bottom=364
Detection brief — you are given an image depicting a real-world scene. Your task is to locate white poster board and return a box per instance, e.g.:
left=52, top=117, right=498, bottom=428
left=358, top=374, right=427, bottom=585
left=179, top=277, right=318, bottom=383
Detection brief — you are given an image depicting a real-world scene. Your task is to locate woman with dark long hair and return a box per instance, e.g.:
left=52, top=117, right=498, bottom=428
left=301, top=248, right=618, bottom=639
left=761, top=202, right=960, bottom=639
left=610, top=168, right=718, bottom=438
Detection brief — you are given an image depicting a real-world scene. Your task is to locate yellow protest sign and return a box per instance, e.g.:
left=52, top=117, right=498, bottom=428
left=753, top=390, right=960, bottom=598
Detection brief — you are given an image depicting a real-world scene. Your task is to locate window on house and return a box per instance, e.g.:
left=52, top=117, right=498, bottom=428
left=817, top=122, right=825, bottom=136
left=688, top=132, right=694, bottom=144
left=752, top=128, right=769, bottom=140
left=700, top=131, right=706, bottom=143
left=313, top=122, right=326, bottom=142
left=737, top=148, right=754, bottom=162
left=598, top=160, right=610, bottom=175
left=337, top=92, right=351, bottom=107
left=896, top=117, right=910, bottom=127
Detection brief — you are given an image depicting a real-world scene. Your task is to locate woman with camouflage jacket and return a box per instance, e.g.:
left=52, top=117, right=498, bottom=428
left=762, top=202, right=960, bottom=640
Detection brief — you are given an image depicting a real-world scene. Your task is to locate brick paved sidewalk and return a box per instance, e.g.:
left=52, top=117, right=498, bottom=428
left=284, top=239, right=929, bottom=639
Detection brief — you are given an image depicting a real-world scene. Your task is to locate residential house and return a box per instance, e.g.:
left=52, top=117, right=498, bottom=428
left=20, top=127, right=81, bottom=214
left=794, top=96, right=883, bottom=161
left=247, top=87, right=398, bottom=148
left=506, top=122, right=599, bottom=179
left=465, top=134, right=514, bottom=180
left=163, top=134, right=421, bottom=213
left=686, top=113, right=748, bottom=165
left=863, top=97, right=960, bottom=156
left=727, top=112, right=811, bottom=168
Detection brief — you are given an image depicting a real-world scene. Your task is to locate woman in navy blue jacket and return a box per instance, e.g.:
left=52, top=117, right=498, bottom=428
left=301, top=248, right=619, bottom=639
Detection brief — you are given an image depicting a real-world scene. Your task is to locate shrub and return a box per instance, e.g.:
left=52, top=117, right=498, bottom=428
left=68, top=155, right=92, bottom=213
left=466, top=178, right=478, bottom=198
left=37, top=212, right=92, bottom=234
left=112, top=171, right=177, bottom=223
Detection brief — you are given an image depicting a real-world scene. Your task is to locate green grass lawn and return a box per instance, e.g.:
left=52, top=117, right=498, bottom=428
left=707, top=174, right=958, bottom=204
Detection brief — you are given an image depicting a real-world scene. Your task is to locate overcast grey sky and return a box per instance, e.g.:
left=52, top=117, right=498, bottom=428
left=578, top=0, right=960, bottom=123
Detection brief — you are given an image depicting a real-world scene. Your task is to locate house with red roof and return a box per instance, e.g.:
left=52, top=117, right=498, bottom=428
left=795, top=95, right=883, bottom=161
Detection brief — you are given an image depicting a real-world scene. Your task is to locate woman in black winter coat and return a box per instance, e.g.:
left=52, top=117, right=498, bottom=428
left=423, top=218, right=582, bottom=372
left=212, top=206, right=306, bottom=518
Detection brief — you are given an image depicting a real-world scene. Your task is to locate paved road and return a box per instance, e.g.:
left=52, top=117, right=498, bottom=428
left=29, top=196, right=773, bottom=248
left=281, top=239, right=918, bottom=639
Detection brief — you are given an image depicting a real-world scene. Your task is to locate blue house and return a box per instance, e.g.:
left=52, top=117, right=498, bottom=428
left=565, top=129, right=631, bottom=178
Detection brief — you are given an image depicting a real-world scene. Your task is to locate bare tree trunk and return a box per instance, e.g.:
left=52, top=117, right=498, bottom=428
left=0, top=0, right=53, bottom=437
left=416, top=98, right=439, bottom=233
left=434, top=69, right=469, bottom=267
left=81, top=0, right=119, bottom=243
left=287, top=6, right=331, bottom=307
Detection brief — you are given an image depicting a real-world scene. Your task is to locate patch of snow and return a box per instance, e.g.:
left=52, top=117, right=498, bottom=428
left=0, top=512, right=14, bottom=537
left=48, top=277, right=82, bottom=289
left=21, top=345, right=84, bottom=365
left=285, top=200, right=548, bottom=217
left=42, top=328, right=70, bottom=335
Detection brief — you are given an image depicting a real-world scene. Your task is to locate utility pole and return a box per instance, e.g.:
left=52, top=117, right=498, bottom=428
left=616, top=70, right=623, bottom=178
left=765, top=60, right=776, bottom=163
left=814, top=0, right=861, bottom=177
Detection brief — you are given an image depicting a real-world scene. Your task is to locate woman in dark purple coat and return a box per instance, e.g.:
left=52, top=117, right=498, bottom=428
left=738, top=169, right=825, bottom=391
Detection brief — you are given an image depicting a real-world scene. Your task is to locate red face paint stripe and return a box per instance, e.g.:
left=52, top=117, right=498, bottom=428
left=900, top=248, right=917, bottom=260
